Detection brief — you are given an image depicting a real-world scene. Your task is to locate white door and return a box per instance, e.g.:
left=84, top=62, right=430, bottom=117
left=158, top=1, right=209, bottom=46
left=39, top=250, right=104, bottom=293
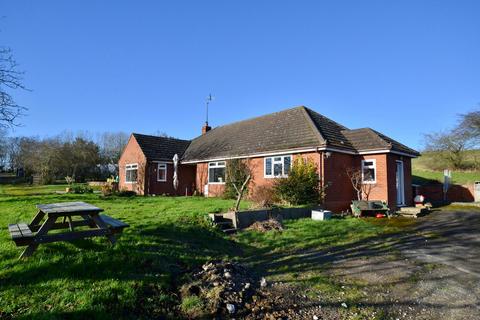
left=396, top=161, right=405, bottom=206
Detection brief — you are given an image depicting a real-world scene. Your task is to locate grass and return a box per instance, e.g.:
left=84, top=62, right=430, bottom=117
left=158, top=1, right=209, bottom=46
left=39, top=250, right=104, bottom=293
left=0, top=184, right=412, bottom=319
left=412, top=169, right=480, bottom=185
left=0, top=184, right=244, bottom=319
left=412, top=150, right=480, bottom=185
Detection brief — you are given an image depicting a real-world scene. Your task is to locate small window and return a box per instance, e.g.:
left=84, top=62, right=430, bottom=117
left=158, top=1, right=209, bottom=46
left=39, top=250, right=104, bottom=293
left=208, top=161, right=226, bottom=184
left=265, top=158, right=272, bottom=176
left=157, top=163, right=167, bottom=182
left=125, top=164, right=138, bottom=183
left=361, top=160, right=376, bottom=183
left=264, top=155, right=292, bottom=178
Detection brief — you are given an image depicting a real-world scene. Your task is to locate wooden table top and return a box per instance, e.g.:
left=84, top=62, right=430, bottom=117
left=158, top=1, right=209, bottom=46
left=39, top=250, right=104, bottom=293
left=36, top=202, right=103, bottom=215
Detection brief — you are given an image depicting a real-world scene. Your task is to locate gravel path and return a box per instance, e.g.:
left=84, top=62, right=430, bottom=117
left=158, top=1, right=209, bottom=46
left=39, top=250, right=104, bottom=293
left=328, top=210, right=480, bottom=319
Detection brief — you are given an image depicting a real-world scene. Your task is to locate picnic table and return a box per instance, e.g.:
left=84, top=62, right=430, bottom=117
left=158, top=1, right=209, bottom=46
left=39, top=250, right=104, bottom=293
left=8, top=201, right=129, bottom=259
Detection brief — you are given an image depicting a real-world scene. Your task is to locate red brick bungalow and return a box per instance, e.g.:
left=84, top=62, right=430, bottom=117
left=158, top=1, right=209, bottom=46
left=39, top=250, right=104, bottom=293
left=119, top=106, right=419, bottom=212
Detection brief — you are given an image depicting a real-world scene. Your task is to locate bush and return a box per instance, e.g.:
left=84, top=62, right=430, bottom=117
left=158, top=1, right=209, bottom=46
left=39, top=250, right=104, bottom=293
left=101, top=184, right=113, bottom=196
left=71, top=184, right=93, bottom=194
left=249, top=185, right=277, bottom=208
left=274, top=158, right=321, bottom=205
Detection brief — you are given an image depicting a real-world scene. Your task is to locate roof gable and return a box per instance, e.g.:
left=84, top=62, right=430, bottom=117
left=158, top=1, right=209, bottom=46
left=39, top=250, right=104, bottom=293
left=132, top=133, right=190, bottom=161
left=341, top=128, right=420, bottom=156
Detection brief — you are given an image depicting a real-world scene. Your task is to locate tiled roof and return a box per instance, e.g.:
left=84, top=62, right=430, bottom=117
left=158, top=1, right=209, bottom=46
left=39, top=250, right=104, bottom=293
left=181, top=107, right=324, bottom=161
left=342, top=128, right=420, bottom=156
left=131, top=106, right=419, bottom=162
left=181, top=106, right=419, bottom=161
left=132, top=133, right=190, bottom=161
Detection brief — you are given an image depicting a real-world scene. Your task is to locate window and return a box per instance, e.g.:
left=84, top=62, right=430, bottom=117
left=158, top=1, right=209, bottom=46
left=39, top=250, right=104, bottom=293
left=361, top=159, right=376, bottom=183
left=125, top=164, right=138, bottom=183
left=208, top=161, right=226, bottom=184
left=157, top=163, right=167, bottom=182
left=264, top=155, right=292, bottom=178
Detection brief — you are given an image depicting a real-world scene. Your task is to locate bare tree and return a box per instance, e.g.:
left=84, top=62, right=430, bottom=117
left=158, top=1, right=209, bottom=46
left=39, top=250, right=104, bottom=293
left=424, top=130, right=474, bottom=169
left=97, top=131, right=129, bottom=164
left=459, top=109, right=480, bottom=140
left=346, top=167, right=377, bottom=201
left=0, top=47, right=27, bottom=127
left=225, top=159, right=252, bottom=211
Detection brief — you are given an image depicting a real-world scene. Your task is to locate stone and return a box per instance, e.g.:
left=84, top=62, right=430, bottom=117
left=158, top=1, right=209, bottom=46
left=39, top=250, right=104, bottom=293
left=341, top=302, right=348, bottom=308
left=260, top=277, right=267, bottom=287
left=226, top=303, right=236, bottom=314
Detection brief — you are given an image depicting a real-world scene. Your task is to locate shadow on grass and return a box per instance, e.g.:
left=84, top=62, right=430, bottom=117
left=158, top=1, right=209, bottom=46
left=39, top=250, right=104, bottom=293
left=2, top=221, right=243, bottom=289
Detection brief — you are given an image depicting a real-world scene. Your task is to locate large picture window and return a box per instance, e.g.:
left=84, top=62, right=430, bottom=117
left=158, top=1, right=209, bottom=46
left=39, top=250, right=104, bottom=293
left=125, top=163, right=138, bottom=183
left=208, top=161, right=226, bottom=184
left=361, top=159, right=376, bottom=183
left=264, top=155, right=291, bottom=178
left=157, top=163, right=167, bottom=182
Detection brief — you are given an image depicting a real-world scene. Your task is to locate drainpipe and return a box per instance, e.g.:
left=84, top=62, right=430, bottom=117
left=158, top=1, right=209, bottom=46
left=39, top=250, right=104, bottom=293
left=317, top=147, right=325, bottom=206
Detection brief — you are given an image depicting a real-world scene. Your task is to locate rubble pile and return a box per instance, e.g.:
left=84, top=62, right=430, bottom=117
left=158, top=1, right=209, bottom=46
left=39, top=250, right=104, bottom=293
left=180, top=260, right=256, bottom=317
left=247, top=218, right=284, bottom=232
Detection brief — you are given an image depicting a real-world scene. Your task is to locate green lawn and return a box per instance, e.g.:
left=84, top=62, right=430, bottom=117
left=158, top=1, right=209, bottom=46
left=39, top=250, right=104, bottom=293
left=412, top=169, right=480, bottom=185
left=0, top=184, right=403, bottom=319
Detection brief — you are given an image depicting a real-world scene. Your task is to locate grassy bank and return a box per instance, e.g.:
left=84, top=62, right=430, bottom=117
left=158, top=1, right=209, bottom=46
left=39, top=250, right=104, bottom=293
left=412, top=150, right=480, bottom=185
left=412, top=169, right=480, bottom=185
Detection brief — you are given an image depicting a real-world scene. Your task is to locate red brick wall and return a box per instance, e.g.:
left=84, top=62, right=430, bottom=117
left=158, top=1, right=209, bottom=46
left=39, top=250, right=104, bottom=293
left=118, top=135, right=148, bottom=195
left=193, top=151, right=415, bottom=212
left=416, top=184, right=474, bottom=202
left=322, top=153, right=414, bottom=212
left=147, top=163, right=196, bottom=196
left=323, top=152, right=355, bottom=212
left=195, top=152, right=322, bottom=197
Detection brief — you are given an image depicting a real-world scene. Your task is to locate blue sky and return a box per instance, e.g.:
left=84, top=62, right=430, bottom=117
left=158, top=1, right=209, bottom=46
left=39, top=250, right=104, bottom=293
left=2, top=0, right=479, bottom=149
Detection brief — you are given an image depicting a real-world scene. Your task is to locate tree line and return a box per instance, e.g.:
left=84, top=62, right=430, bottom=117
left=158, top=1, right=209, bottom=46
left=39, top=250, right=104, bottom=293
left=0, top=131, right=129, bottom=184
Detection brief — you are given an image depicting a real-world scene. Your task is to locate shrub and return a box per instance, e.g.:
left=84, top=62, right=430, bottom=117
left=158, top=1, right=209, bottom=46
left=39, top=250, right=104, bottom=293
left=70, top=184, right=93, bottom=194
left=249, top=185, right=277, bottom=208
left=117, top=190, right=137, bottom=197
left=274, top=158, right=321, bottom=205
left=101, top=184, right=113, bottom=196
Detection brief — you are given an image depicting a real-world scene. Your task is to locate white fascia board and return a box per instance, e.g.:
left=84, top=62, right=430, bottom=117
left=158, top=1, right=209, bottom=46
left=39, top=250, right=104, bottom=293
left=181, top=147, right=318, bottom=164
left=181, top=146, right=418, bottom=164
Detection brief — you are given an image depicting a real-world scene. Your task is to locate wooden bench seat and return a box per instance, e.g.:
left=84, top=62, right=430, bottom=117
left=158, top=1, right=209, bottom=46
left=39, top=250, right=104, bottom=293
left=8, top=223, right=34, bottom=246
left=99, top=214, right=129, bottom=233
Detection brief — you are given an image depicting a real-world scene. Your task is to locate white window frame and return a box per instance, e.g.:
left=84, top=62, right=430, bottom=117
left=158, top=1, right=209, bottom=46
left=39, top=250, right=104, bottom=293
left=208, top=161, right=226, bottom=184
left=157, top=162, right=167, bottom=182
left=264, top=155, right=292, bottom=178
left=361, top=159, right=376, bottom=184
left=125, top=163, right=138, bottom=184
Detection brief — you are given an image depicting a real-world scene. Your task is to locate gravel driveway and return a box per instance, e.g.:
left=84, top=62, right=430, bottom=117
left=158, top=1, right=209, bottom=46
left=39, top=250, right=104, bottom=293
left=329, top=210, right=480, bottom=319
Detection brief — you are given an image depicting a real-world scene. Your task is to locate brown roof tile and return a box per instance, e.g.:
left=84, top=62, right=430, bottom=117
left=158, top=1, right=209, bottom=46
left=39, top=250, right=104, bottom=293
left=133, top=133, right=190, bottom=161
